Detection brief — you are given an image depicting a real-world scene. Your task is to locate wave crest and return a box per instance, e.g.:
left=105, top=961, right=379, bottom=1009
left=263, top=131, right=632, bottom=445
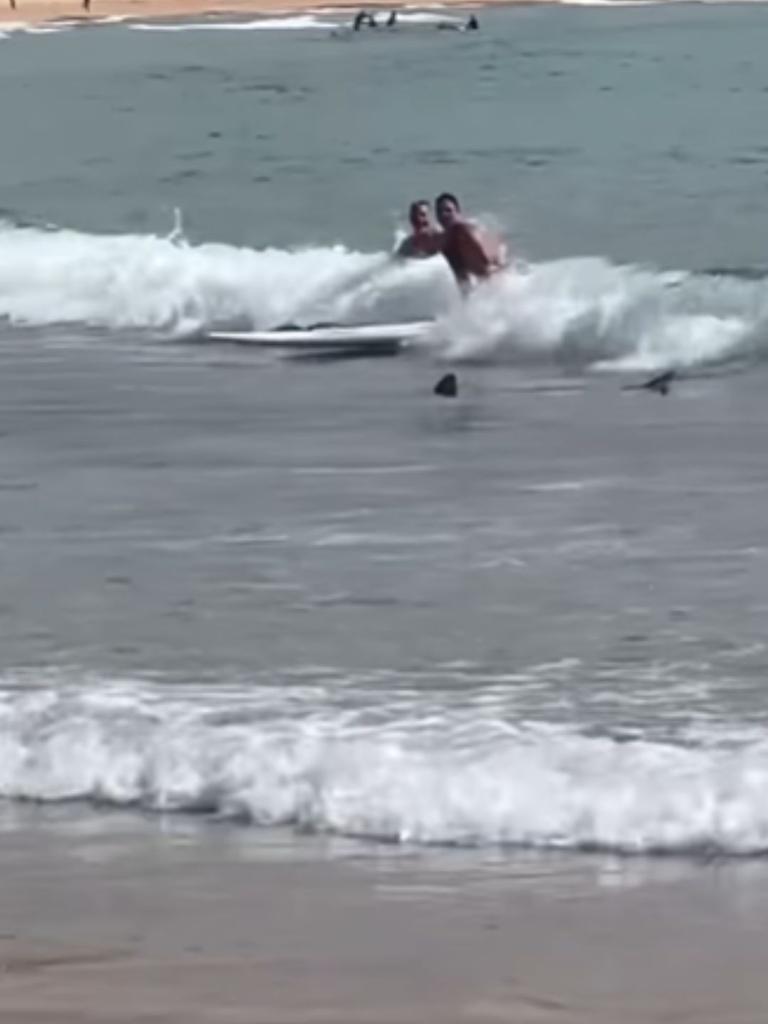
left=1, top=221, right=768, bottom=371
left=2, top=678, right=768, bottom=855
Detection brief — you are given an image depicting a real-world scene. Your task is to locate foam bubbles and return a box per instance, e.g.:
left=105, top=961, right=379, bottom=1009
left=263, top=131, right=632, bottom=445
left=0, top=222, right=448, bottom=332
left=2, top=675, right=768, bottom=855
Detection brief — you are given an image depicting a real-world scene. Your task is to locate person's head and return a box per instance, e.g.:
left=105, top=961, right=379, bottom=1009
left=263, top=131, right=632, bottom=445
left=409, top=200, right=432, bottom=232
left=435, top=192, right=461, bottom=228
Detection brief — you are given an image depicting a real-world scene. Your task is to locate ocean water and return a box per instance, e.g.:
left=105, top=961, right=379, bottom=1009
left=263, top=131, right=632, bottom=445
left=2, top=4, right=768, bottom=857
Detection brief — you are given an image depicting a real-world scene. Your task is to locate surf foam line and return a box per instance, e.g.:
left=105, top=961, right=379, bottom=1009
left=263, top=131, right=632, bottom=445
left=1, top=222, right=768, bottom=371
left=2, top=676, right=768, bottom=856
left=129, top=15, right=343, bottom=32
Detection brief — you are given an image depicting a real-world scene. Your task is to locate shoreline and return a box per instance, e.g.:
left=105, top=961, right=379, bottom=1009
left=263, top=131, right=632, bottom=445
left=0, top=0, right=536, bottom=29
left=2, top=809, right=768, bottom=1023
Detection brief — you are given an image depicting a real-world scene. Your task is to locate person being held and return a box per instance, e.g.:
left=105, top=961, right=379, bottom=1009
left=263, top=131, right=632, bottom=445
left=396, top=199, right=444, bottom=259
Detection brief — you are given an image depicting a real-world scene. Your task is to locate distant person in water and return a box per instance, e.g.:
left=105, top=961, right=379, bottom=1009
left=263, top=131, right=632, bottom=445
left=437, top=15, right=478, bottom=31
left=396, top=200, right=444, bottom=259
left=434, top=192, right=506, bottom=291
left=353, top=10, right=377, bottom=30
left=353, top=10, right=365, bottom=29
left=386, top=9, right=398, bottom=27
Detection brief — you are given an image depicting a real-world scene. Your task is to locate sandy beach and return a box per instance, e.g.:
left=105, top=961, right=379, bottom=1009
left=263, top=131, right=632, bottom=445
left=0, top=810, right=767, bottom=1024
left=0, top=0, right=508, bottom=27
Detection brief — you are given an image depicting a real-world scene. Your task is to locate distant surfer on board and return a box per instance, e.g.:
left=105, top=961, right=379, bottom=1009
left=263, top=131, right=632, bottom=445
left=396, top=199, right=444, bottom=259
left=434, top=192, right=506, bottom=293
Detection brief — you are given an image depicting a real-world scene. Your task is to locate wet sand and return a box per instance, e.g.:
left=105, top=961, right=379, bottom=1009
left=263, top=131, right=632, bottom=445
left=1, top=810, right=768, bottom=1023
left=0, top=0, right=519, bottom=28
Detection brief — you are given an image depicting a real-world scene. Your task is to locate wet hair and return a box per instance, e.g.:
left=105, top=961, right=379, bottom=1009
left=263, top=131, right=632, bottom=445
left=435, top=192, right=460, bottom=212
left=408, top=199, right=430, bottom=226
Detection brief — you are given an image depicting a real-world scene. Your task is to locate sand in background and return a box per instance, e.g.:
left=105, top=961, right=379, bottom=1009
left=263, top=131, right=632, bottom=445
left=0, top=0, right=508, bottom=27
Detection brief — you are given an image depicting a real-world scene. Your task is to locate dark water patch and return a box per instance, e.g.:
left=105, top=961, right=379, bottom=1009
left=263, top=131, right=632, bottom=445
left=701, top=266, right=768, bottom=281
left=413, top=149, right=461, bottom=166
left=728, top=154, right=767, bottom=166
left=466, top=144, right=578, bottom=160
left=226, top=81, right=311, bottom=102
left=0, top=480, right=38, bottom=492
left=664, top=146, right=692, bottom=164
left=178, top=150, right=214, bottom=162
left=234, top=82, right=290, bottom=95
left=159, top=169, right=202, bottom=183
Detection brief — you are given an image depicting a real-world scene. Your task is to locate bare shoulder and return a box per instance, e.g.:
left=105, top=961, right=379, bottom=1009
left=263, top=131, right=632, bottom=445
left=451, top=221, right=481, bottom=239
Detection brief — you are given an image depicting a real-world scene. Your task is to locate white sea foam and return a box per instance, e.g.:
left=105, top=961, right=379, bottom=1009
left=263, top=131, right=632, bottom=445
left=0, top=21, right=28, bottom=39
left=1, top=675, right=768, bottom=855
left=1, top=221, right=767, bottom=371
left=23, top=25, right=68, bottom=34
left=557, top=0, right=663, bottom=7
left=129, top=15, right=341, bottom=33
left=392, top=11, right=465, bottom=23
left=128, top=9, right=464, bottom=32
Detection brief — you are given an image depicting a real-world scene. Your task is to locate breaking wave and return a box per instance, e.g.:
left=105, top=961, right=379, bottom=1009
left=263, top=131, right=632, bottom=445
left=2, top=674, right=768, bottom=855
left=1, top=220, right=768, bottom=371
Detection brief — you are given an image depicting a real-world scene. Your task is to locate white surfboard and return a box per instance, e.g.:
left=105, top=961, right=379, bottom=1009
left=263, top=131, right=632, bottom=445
left=206, top=320, right=433, bottom=351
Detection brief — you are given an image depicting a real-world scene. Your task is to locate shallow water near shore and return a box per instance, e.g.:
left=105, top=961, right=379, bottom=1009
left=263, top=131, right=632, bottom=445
left=3, top=803, right=768, bottom=1023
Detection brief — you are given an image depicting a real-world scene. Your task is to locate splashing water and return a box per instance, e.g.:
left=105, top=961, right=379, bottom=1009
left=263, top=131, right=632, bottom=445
left=1, top=221, right=767, bottom=371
